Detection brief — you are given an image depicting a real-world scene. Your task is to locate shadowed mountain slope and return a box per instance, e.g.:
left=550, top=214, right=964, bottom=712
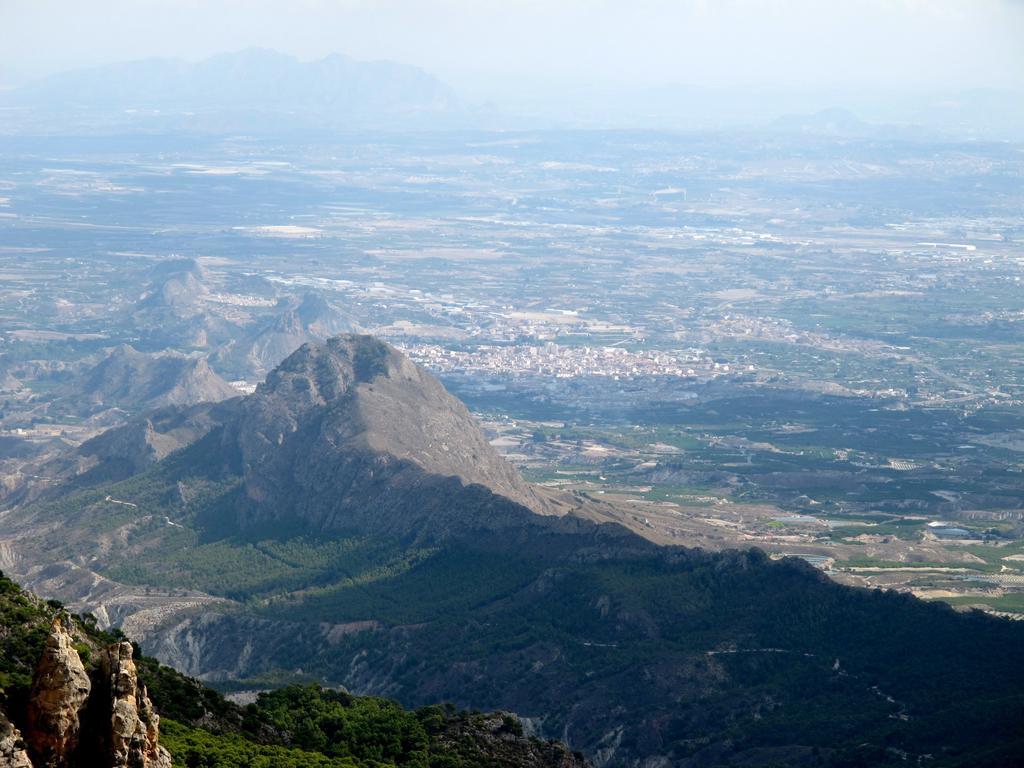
left=225, top=334, right=546, bottom=528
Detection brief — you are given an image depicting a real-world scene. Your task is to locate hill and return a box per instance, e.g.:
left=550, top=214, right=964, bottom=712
left=137, top=259, right=208, bottom=314
left=52, top=345, right=238, bottom=420
left=2, top=336, right=1023, bottom=766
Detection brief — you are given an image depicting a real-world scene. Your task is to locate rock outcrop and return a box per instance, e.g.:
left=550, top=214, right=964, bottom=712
left=25, top=619, right=90, bottom=768
left=13, top=620, right=171, bottom=768
left=441, top=712, right=589, bottom=768
left=99, top=643, right=171, bottom=768
left=0, top=712, right=32, bottom=768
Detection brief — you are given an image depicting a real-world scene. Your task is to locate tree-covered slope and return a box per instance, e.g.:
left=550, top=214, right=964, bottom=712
left=0, top=572, right=588, bottom=768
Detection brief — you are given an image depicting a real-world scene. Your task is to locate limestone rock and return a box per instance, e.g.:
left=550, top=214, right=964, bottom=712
left=25, top=619, right=90, bottom=768
left=101, top=642, right=171, bottom=768
left=0, top=712, right=32, bottom=768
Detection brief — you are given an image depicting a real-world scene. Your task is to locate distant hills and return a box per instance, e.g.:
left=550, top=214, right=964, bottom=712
left=212, top=293, right=361, bottom=379
left=3, top=335, right=1023, bottom=766
left=2, top=48, right=1020, bottom=138
left=137, top=259, right=209, bottom=315
left=60, top=345, right=237, bottom=418
left=769, top=107, right=879, bottom=137
left=495, top=83, right=1024, bottom=139
left=131, top=259, right=241, bottom=351
left=1, top=48, right=468, bottom=132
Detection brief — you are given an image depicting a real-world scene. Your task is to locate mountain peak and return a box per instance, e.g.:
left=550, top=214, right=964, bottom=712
left=230, top=334, right=545, bottom=533
left=260, top=334, right=413, bottom=402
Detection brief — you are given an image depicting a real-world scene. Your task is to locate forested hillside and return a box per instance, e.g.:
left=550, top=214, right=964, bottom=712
left=0, top=572, right=587, bottom=768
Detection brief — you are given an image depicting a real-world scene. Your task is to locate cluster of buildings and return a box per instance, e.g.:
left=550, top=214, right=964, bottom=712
left=403, top=342, right=739, bottom=381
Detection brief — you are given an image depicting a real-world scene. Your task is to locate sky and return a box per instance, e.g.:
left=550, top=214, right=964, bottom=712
left=1, top=0, right=1022, bottom=99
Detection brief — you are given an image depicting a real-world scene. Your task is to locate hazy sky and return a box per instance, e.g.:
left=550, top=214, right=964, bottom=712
left=1, top=0, right=1022, bottom=96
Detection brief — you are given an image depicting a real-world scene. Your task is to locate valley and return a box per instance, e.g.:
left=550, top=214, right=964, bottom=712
left=2, top=131, right=1023, bottom=619
left=0, top=126, right=1023, bottom=766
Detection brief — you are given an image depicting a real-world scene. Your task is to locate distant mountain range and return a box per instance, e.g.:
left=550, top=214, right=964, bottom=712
left=1, top=48, right=470, bottom=132
left=497, top=82, right=1024, bottom=139
left=3, top=335, right=1023, bottom=766
left=4, top=48, right=1022, bottom=138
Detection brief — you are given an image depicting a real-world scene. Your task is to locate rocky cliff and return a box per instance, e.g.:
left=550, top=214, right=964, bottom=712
left=95, top=643, right=171, bottom=768
left=0, top=712, right=32, bottom=768
left=25, top=620, right=91, bottom=767
left=10, top=619, right=170, bottom=768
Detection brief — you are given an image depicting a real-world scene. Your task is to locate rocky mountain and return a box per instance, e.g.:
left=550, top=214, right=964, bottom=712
left=222, top=334, right=547, bottom=530
left=129, top=259, right=244, bottom=350
left=3, top=336, right=1023, bottom=766
left=26, top=335, right=546, bottom=527
left=136, top=259, right=208, bottom=314
left=213, top=292, right=360, bottom=379
left=0, top=573, right=588, bottom=768
left=2, top=49, right=466, bottom=133
left=53, top=345, right=237, bottom=420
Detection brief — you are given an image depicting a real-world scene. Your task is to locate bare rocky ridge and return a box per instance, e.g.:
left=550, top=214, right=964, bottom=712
left=5, top=399, right=241, bottom=507
left=67, top=399, right=239, bottom=481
